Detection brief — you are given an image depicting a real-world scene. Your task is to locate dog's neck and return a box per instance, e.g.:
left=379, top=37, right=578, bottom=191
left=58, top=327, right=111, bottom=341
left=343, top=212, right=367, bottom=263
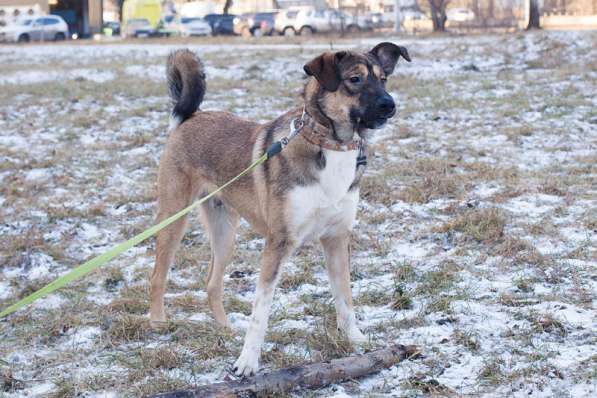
left=304, top=85, right=359, bottom=144
left=299, top=110, right=363, bottom=152
left=302, top=108, right=361, bottom=147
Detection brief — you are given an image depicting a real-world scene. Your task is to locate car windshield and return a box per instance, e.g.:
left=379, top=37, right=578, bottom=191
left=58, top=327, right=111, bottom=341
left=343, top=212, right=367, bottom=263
left=18, top=19, right=33, bottom=26
left=181, top=18, right=202, bottom=24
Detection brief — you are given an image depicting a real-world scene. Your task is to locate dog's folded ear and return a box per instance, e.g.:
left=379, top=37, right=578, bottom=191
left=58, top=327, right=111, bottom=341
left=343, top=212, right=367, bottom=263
left=369, top=43, right=411, bottom=75
left=304, top=51, right=347, bottom=92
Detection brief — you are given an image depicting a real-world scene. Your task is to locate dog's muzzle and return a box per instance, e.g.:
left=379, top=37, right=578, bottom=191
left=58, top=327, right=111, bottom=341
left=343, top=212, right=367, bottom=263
left=358, top=92, right=397, bottom=129
left=376, top=93, right=396, bottom=118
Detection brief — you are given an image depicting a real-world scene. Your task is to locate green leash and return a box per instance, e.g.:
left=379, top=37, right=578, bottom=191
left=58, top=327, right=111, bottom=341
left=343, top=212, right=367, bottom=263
left=0, top=151, right=274, bottom=319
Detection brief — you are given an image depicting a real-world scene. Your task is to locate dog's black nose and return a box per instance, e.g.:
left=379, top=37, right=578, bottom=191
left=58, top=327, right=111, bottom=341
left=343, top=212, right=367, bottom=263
left=377, top=94, right=395, bottom=116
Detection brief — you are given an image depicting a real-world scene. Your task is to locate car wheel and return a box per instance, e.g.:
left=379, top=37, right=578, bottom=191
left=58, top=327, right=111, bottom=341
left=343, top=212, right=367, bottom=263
left=18, top=34, right=30, bottom=43
left=283, top=27, right=296, bottom=37
left=299, top=26, right=313, bottom=36
left=54, top=32, right=66, bottom=41
left=347, top=25, right=360, bottom=33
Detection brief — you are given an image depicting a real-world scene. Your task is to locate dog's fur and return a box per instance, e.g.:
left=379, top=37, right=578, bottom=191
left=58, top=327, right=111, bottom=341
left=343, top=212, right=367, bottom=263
left=149, top=43, right=410, bottom=376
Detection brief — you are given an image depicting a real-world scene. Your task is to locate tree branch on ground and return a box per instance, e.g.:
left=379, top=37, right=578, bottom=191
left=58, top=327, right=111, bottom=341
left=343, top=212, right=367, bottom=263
left=150, top=344, right=419, bottom=398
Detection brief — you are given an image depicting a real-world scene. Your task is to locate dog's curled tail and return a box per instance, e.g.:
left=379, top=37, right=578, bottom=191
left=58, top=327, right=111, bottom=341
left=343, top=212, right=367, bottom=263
left=167, top=49, right=206, bottom=129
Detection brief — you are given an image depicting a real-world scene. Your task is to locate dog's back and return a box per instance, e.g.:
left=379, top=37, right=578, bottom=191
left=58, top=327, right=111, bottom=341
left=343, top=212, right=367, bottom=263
left=166, top=49, right=266, bottom=179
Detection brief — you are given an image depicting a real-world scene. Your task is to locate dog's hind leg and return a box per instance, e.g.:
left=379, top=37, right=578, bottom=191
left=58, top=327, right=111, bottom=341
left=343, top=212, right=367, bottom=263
left=199, top=198, right=239, bottom=327
left=149, top=165, right=197, bottom=327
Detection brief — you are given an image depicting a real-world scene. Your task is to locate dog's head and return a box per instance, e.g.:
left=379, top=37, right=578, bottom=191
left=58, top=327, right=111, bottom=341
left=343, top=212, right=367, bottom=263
left=303, top=43, right=410, bottom=140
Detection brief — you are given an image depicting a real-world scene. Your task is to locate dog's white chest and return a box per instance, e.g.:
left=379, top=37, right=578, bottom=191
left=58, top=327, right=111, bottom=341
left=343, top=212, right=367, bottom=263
left=287, top=150, right=359, bottom=242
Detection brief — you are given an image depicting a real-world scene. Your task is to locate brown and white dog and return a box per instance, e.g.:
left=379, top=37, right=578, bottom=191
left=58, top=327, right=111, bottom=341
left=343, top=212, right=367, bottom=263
left=149, top=43, right=411, bottom=376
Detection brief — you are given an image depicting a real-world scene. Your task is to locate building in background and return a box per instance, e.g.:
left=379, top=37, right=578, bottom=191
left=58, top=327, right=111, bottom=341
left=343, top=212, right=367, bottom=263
left=0, top=0, right=102, bottom=35
left=0, top=0, right=47, bottom=26
left=50, top=0, right=103, bottom=36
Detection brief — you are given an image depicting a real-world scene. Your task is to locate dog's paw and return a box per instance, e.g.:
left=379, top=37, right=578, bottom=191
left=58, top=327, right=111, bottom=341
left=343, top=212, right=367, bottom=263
left=232, top=352, right=259, bottom=377
left=149, top=320, right=168, bottom=330
left=347, top=327, right=368, bottom=346
left=149, top=312, right=168, bottom=330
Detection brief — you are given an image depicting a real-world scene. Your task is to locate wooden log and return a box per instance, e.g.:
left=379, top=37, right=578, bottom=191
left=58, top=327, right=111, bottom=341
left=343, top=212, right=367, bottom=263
left=150, top=344, right=419, bottom=398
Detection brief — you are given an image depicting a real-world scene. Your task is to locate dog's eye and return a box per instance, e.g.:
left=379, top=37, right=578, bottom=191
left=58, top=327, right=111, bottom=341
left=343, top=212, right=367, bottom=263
left=349, top=76, right=362, bottom=84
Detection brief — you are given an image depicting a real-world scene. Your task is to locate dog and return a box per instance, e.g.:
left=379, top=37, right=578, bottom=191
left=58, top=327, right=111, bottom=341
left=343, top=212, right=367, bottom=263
left=149, top=42, right=411, bottom=376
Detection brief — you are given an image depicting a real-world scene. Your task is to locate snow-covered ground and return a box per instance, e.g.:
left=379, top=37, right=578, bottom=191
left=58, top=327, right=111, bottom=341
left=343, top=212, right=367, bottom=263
left=0, top=31, right=596, bottom=397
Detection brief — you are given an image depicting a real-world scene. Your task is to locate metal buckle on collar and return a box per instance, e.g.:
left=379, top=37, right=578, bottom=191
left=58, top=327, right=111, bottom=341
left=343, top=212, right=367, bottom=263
left=285, top=108, right=306, bottom=147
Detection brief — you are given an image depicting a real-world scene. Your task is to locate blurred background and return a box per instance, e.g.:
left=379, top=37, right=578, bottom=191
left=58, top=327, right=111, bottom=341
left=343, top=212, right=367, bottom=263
left=0, top=0, right=596, bottom=42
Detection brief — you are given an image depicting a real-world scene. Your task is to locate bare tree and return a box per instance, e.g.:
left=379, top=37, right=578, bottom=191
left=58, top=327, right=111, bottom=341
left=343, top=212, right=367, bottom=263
left=223, top=0, right=233, bottom=15
left=117, top=0, right=125, bottom=19
left=527, top=0, right=541, bottom=29
left=394, top=0, right=401, bottom=33
left=429, top=0, right=449, bottom=32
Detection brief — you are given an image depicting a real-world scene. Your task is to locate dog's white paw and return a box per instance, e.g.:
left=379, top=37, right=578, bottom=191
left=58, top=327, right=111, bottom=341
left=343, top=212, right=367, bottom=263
left=232, top=351, right=259, bottom=377
left=347, top=327, right=367, bottom=345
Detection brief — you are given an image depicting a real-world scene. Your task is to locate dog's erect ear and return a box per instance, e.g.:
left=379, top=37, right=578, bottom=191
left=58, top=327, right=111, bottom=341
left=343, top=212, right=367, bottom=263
left=304, top=51, right=347, bottom=91
left=369, top=43, right=411, bottom=75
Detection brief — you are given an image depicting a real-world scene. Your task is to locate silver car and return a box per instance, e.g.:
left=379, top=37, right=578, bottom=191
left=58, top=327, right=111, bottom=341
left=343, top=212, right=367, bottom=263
left=0, top=15, right=69, bottom=43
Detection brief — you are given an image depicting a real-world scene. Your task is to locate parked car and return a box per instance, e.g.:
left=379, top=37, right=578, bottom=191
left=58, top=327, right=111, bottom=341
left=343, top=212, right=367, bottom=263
left=233, top=12, right=277, bottom=37
left=367, top=12, right=386, bottom=29
left=213, top=15, right=235, bottom=35
left=157, top=14, right=180, bottom=36
left=102, top=21, right=121, bottom=36
left=0, top=15, right=68, bottom=43
left=122, top=18, right=155, bottom=38
left=447, top=7, right=475, bottom=22
left=274, top=8, right=299, bottom=36
left=400, top=8, right=429, bottom=21
left=122, top=0, right=161, bottom=29
left=203, top=13, right=236, bottom=35
left=348, top=12, right=374, bottom=32
left=180, top=17, right=211, bottom=37
left=275, top=8, right=370, bottom=36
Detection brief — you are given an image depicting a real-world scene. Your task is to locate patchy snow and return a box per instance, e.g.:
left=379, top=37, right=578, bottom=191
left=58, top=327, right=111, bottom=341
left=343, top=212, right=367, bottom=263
left=0, top=30, right=596, bottom=397
left=61, top=326, right=102, bottom=350
left=0, top=68, right=115, bottom=85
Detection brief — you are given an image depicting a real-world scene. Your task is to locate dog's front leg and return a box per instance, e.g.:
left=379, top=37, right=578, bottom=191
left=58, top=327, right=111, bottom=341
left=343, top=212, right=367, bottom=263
left=321, top=233, right=366, bottom=344
left=233, top=238, right=293, bottom=377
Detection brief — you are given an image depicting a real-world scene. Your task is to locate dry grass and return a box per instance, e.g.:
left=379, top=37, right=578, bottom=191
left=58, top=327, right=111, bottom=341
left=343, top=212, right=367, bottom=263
left=107, top=314, right=152, bottom=343
left=1, top=31, right=595, bottom=397
left=435, top=208, right=506, bottom=244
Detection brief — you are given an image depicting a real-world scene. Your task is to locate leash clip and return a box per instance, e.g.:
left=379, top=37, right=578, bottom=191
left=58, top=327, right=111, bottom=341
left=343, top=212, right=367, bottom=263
left=266, top=109, right=306, bottom=159
left=289, top=116, right=304, bottom=138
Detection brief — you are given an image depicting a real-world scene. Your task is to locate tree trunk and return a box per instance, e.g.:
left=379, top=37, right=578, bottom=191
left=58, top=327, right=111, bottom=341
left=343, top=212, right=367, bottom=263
left=394, top=0, right=401, bottom=33
left=150, top=345, right=418, bottom=398
left=430, top=0, right=448, bottom=32
left=223, top=0, right=233, bottom=15
left=527, top=0, right=541, bottom=29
